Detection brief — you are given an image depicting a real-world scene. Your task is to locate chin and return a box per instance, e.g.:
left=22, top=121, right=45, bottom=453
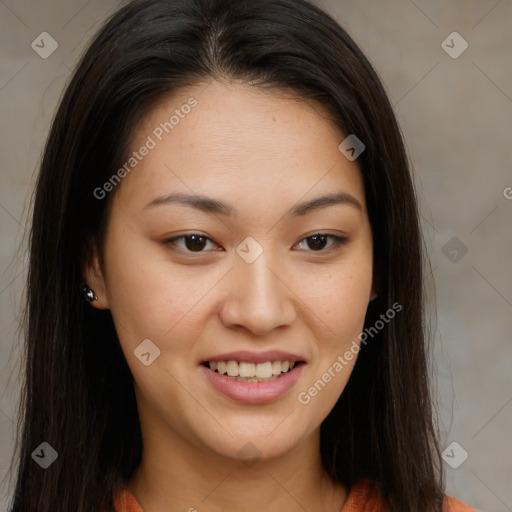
left=193, top=420, right=310, bottom=465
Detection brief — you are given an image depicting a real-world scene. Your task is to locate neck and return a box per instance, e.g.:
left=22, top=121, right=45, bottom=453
left=127, top=426, right=347, bottom=512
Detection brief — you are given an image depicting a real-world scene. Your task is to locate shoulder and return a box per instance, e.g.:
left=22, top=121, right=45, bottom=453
left=99, top=486, right=143, bottom=512
left=443, top=495, right=479, bottom=511
left=106, top=481, right=477, bottom=512
left=341, top=479, right=388, bottom=511
left=342, top=479, right=478, bottom=512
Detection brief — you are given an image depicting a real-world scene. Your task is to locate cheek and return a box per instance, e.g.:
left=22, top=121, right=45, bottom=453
left=103, top=220, right=372, bottom=350
left=297, top=267, right=370, bottom=424
left=102, top=234, right=211, bottom=346
left=308, top=256, right=373, bottom=342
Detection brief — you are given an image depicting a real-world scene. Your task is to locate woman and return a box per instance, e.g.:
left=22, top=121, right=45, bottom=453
left=8, top=0, right=476, bottom=510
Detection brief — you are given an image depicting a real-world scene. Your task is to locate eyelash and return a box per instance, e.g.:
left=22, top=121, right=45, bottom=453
left=164, top=232, right=348, bottom=255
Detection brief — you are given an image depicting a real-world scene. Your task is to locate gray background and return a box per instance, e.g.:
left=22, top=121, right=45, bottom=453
left=0, top=0, right=511, bottom=510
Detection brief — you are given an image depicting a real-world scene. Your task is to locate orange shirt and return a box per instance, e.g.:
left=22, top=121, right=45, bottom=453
left=109, top=479, right=477, bottom=511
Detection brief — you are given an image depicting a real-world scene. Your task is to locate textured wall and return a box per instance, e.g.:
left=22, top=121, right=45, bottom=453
left=0, top=1, right=510, bottom=511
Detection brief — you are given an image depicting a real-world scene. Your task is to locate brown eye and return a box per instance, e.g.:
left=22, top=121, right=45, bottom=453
left=165, top=234, right=221, bottom=253
left=295, top=233, right=348, bottom=253
left=165, top=232, right=348, bottom=256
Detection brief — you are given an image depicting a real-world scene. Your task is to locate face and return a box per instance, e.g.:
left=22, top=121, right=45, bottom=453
left=86, top=80, right=375, bottom=462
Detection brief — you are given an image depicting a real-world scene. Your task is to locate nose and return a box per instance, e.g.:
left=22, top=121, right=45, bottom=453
left=217, top=248, right=296, bottom=336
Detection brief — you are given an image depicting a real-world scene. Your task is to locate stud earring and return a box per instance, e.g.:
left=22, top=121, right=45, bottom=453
left=82, top=284, right=98, bottom=303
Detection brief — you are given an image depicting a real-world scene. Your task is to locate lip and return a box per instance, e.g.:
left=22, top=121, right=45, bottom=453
left=198, top=361, right=306, bottom=404
left=199, top=350, right=306, bottom=365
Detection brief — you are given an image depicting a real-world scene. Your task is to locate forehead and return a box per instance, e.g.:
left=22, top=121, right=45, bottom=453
left=112, top=79, right=366, bottom=215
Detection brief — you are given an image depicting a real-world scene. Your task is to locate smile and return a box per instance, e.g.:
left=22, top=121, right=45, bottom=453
left=199, top=359, right=306, bottom=404
left=203, top=360, right=299, bottom=382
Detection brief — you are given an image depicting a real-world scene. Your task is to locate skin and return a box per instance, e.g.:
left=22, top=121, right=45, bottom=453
left=85, top=79, right=376, bottom=512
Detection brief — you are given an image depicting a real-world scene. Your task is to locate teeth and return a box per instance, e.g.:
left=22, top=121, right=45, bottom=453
left=239, top=362, right=256, bottom=377
left=233, top=375, right=279, bottom=382
left=207, top=359, right=298, bottom=379
left=256, top=361, right=272, bottom=378
left=226, top=360, right=238, bottom=377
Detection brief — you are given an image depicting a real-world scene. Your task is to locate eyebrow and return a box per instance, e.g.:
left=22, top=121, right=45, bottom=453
left=144, top=191, right=362, bottom=217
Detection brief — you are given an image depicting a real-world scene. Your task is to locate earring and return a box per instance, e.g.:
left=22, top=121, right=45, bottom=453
left=82, top=284, right=98, bottom=303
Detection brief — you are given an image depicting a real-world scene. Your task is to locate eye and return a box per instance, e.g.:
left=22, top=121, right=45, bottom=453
left=294, top=233, right=348, bottom=253
left=165, top=233, right=222, bottom=253
left=164, top=232, right=348, bottom=255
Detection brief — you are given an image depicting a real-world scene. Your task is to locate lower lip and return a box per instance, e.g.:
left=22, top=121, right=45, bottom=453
left=198, top=363, right=305, bottom=404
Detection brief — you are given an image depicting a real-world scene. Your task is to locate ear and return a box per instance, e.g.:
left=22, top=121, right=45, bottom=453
left=82, top=238, right=110, bottom=310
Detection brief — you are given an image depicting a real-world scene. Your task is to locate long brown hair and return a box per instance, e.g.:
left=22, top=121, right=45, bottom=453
left=8, top=0, right=444, bottom=510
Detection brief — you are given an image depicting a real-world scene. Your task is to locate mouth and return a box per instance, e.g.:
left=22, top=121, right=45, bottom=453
left=198, top=354, right=307, bottom=404
left=200, top=359, right=306, bottom=383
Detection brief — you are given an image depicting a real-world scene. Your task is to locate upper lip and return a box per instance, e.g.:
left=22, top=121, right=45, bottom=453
left=200, top=350, right=306, bottom=365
